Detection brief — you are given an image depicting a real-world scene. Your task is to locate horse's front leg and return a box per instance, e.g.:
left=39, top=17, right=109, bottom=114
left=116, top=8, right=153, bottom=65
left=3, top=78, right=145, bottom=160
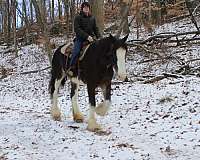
left=95, top=82, right=111, bottom=116
left=71, top=80, right=84, bottom=123
left=87, top=85, right=102, bottom=131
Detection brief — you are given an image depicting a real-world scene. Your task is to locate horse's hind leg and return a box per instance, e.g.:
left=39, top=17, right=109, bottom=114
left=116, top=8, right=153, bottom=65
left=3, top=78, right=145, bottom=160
left=95, top=82, right=111, bottom=116
left=50, top=77, right=63, bottom=121
left=71, top=80, right=84, bottom=123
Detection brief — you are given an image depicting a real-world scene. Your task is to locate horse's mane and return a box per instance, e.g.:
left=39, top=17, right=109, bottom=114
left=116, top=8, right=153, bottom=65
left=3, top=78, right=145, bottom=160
left=92, top=36, right=114, bottom=55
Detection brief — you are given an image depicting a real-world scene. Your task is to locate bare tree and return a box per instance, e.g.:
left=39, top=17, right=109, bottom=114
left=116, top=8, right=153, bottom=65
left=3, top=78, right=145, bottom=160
left=51, top=0, right=55, bottom=22
left=11, top=0, right=17, bottom=56
left=89, top=0, right=104, bottom=35
left=0, top=2, right=2, bottom=33
left=70, top=0, right=76, bottom=32
left=58, top=0, right=62, bottom=20
left=117, top=0, right=133, bottom=37
left=185, top=0, right=199, bottom=31
left=62, top=0, right=70, bottom=33
left=32, top=0, right=52, bottom=63
left=119, top=0, right=130, bottom=35
left=22, top=0, right=31, bottom=44
left=30, top=0, right=34, bottom=24
left=5, top=0, right=12, bottom=46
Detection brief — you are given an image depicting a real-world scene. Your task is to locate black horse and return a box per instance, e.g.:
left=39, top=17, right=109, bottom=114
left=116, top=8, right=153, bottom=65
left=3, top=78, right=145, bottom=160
left=49, top=34, right=128, bottom=131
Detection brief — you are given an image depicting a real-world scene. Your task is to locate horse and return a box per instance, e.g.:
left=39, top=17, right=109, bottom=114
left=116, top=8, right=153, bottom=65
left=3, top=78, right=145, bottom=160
left=49, top=34, right=128, bottom=131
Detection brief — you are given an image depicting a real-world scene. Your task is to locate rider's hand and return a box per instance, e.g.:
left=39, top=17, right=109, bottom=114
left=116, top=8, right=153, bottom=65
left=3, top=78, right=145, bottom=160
left=87, top=36, right=94, bottom=42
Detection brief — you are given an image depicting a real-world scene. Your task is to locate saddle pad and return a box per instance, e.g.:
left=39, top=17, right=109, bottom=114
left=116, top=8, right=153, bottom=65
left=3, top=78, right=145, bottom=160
left=60, top=42, right=91, bottom=60
left=60, top=42, right=73, bottom=56
left=79, top=44, right=91, bottom=61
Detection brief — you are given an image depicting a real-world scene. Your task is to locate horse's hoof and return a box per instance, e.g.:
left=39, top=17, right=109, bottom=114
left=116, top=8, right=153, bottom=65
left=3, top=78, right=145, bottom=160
left=73, top=113, right=84, bottom=123
left=51, top=108, right=61, bottom=121
left=52, top=115, right=61, bottom=121
left=87, top=119, right=102, bottom=132
left=95, top=103, right=109, bottom=116
left=87, top=125, right=102, bottom=132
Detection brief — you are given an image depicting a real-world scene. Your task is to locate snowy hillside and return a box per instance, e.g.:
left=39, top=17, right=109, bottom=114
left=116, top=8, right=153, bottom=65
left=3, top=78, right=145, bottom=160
left=0, top=17, right=200, bottom=160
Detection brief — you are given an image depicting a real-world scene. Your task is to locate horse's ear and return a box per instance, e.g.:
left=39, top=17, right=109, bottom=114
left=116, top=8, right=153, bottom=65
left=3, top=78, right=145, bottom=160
left=109, top=34, right=115, bottom=42
left=121, top=34, right=129, bottom=43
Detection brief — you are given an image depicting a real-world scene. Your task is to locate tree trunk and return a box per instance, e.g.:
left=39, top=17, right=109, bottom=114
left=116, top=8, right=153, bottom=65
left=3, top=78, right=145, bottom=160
left=2, top=2, right=6, bottom=43
left=89, top=0, right=104, bottom=35
left=38, top=0, right=46, bottom=23
left=11, top=0, right=17, bottom=56
left=48, top=0, right=52, bottom=23
left=32, top=0, right=52, bottom=64
left=22, top=0, right=30, bottom=44
left=62, top=0, right=70, bottom=34
left=136, top=0, right=139, bottom=39
left=119, top=0, right=130, bottom=35
left=70, top=0, right=75, bottom=32
left=30, top=0, right=34, bottom=24
left=58, top=0, right=62, bottom=20
left=185, top=0, right=199, bottom=31
left=6, top=0, right=11, bottom=46
left=0, top=3, right=3, bottom=33
left=117, top=0, right=133, bottom=37
left=51, top=0, right=55, bottom=22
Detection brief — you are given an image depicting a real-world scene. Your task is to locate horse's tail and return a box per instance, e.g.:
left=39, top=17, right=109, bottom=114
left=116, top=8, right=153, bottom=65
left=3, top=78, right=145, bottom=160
left=49, top=46, right=68, bottom=98
left=49, top=69, right=56, bottom=98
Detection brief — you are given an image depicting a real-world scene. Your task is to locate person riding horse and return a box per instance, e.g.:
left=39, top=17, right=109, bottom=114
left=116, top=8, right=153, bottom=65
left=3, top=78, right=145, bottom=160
left=67, top=2, right=101, bottom=77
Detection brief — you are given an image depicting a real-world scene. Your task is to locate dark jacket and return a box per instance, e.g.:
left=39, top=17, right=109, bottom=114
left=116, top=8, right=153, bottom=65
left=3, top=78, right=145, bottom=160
left=74, top=11, right=101, bottom=40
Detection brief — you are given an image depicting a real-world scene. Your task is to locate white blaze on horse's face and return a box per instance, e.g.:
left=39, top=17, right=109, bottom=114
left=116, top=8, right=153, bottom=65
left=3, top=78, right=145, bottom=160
left=116, top=47, right=127, bottom=81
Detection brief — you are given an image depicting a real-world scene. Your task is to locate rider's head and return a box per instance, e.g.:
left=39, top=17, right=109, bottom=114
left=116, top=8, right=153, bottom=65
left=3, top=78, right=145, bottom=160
left=81, top=2, right=90, bottom=15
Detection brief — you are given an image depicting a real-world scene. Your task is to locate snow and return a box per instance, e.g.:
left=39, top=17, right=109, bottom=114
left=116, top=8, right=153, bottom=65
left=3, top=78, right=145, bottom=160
left=1, top=18, right=200, bottom=160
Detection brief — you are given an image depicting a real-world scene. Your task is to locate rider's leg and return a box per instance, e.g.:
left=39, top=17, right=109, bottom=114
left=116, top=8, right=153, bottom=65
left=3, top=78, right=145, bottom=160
left=67, top=38, right=84, bottom=77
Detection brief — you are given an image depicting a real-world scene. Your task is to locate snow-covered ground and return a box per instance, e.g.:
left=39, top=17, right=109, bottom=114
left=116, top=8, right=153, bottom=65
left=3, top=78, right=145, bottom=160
left=1, top=18, right=200, bottom=160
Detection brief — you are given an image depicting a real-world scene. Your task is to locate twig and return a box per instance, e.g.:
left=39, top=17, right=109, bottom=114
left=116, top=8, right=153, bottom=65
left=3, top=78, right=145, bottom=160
left=129, top=43, right=162, bottom=58
left=143, top=73, right=183, bottom=84
left=20, top=66, right=51, bottom=75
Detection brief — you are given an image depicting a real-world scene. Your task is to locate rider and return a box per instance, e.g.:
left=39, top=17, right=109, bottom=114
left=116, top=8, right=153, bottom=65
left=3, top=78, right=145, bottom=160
left=67, top=1, right=101, bottom=77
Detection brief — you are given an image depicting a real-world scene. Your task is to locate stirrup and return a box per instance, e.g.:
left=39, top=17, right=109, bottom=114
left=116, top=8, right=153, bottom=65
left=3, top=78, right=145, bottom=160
left=66, top=68, right=74, bottom=77
left=67, top=70, right=73, bottom=77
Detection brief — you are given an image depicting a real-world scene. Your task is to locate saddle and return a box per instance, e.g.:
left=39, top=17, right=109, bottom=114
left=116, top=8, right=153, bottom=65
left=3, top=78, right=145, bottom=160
left=60, top=40, right=92, bottom=77
left=60, top=41, right=91, bottom=61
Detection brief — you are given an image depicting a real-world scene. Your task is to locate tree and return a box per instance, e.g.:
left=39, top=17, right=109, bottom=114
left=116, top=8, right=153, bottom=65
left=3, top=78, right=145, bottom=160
left=117, top=0, right=133, bottom=37
left=70, top=0, right=75, bottom=32
left=62, top=0, right=70, bottom=33
left=5, top=0, right=12, bottom=46
left=119, top=0, right=130, bottom=35
left=89, top=0, right=104, bottom=35
left=32, top=0, right=52, bottom=63
left=0, top=2, right=3, bottom=33
left=30, top=0, right=34, bottom=24
left=51, top=0, right=55, bottom=22
left=11, top=0, right=17, bottom=56
left=58, top=0, right=62, bottom=20
left=22, top=0, right=31, bottom=44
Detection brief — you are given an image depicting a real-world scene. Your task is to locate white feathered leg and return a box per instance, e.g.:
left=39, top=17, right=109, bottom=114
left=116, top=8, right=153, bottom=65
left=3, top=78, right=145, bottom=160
left=87, top=106, right=101, bottom=131
left=95, top=85, right=111, bottom=116
left=95, top=100, right=111, bottom=116
left=51, top=78, right=63, bottom=121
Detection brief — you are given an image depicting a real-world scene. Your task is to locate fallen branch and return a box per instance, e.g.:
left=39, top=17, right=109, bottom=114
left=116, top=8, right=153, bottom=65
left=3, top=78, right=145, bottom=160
left=185, top=0, right=199, bottom=31
left=143, top=73, right=183, bottom=84
left=20, top=66, right=51, bottom=75
left=129, top=43, right=163, bottom=58
left=128, top=30, right=200, bottom=45
left=138, top=56, right=174, bottom=64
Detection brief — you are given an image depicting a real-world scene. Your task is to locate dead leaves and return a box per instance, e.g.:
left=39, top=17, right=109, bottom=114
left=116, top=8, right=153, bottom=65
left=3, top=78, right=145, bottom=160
left=113, top=143, right=138, bottom=150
